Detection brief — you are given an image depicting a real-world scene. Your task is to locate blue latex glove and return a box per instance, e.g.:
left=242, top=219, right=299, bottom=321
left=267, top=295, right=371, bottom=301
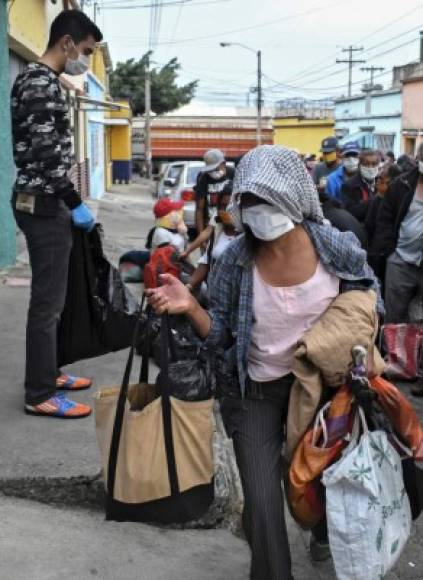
left=71, top=203, right=95, bottom=231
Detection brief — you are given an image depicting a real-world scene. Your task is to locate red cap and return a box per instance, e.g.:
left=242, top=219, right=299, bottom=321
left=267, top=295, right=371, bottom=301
left=154, top=198, right=184, bottom=218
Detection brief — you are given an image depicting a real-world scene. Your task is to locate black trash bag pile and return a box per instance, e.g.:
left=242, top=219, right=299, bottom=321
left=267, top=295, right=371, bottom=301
left=58, top=225, right=139, bottom=367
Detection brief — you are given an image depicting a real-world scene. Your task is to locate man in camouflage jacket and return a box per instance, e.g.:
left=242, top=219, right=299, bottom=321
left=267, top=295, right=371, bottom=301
left=11, top=10, right=102, bottom=418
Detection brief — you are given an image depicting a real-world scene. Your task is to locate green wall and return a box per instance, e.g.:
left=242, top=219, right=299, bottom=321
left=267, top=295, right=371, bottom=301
left=0, top=0, right=16, bottom=268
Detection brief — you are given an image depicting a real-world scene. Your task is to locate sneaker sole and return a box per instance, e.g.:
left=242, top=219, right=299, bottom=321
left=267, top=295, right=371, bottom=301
left=56, top=384, right=92, bottom=392
left=24, top=408, right=92, bottom=419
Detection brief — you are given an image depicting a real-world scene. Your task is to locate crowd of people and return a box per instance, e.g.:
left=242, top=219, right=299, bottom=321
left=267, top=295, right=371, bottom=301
left=8, top=7, right=423, bottom=579
left=305, top=138, right=422, bottom=395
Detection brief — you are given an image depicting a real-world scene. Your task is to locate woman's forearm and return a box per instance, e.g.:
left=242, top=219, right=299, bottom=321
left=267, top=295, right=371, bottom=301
left=189, top=263, right=209, bottom=288
left=187, top=298, right=211, bottom=339
left=189, top=225, right=213, bottom=253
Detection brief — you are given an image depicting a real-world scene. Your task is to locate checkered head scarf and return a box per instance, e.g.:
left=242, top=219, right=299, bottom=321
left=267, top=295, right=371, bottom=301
left=229, top=145, right=324, bottom=229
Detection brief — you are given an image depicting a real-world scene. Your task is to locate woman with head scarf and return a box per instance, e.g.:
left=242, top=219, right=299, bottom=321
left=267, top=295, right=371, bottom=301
left=147, top=145, right=382, bottom=580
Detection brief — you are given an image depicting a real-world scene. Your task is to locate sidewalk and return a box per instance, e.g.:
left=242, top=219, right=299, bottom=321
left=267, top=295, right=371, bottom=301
left=0, top=182, right=422, bottom=579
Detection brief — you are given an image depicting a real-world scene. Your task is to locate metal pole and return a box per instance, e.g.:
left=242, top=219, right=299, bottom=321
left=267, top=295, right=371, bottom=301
left=93, top=2, right=98, bottom=24
left=257, top=49, right=262, bottom=145
left=145, top=58, right=152, bottom=180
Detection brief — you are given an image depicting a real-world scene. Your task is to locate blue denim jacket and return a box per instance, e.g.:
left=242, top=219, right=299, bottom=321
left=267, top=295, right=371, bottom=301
left=206, top=220, right=383, bottom=396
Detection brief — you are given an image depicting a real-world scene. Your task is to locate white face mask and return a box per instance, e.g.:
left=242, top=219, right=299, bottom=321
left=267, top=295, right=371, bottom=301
left=360, top=166, right=379, bottom=182
left=64, top=42, right=90, bottom=76
left=209, top=169, right=224, bottom=180
left=419, top=160, right=423, bottom=174
left=342, top=157, right=359, bottom=173
left=242, top=204, right=295, bottom=241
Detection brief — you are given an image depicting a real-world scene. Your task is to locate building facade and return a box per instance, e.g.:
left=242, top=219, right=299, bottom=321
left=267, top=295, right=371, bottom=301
left=273, top=116, right=335, bottom=156
left=133, top=104, right=273, bottom=168
left=335, top=89, right=402, bottom=157
left=401, top=76, right=423, bottom=155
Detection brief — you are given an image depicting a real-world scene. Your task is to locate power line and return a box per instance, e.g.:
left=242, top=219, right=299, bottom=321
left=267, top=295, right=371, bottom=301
left=360, top=66, right=385, bottom=87
left=336, top=46, right=366, bottom=97
left=281, top=5, right=423, bottom=84
left=263, top=36, right=418, bottom=94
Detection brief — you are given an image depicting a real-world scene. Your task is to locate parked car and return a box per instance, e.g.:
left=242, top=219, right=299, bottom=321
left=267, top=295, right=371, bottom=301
left=157, top=160, right=205, bottom=237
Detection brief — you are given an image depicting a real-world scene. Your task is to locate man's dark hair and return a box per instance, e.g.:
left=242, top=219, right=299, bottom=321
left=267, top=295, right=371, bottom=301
left=359, top=148, right=380, bottom=164
left=48, top=10, right=102, bottom=49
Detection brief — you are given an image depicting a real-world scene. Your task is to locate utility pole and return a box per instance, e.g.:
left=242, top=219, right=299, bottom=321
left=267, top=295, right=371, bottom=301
left=93, top=2, right=98, bottom=24
left=336, top=46, right=365, bottom=97
left=257, top=49, right=262, bottom=145
left=144, top=56, right=152, bottom=180
left=360, top=66, right=385, bottom=88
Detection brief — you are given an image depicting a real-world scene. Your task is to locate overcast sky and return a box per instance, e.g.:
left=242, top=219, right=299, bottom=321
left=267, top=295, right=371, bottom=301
left=88, top=0, right=423, bottom=106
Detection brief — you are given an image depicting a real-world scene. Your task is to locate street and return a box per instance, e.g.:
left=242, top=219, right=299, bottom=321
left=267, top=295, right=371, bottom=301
left=0, top=181, right=421, bottom=580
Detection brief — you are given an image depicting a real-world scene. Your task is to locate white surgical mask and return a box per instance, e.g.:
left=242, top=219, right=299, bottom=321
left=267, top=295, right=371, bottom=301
left=342, top=157, right=359, bottom=173
left=242, top=204, right=295, bottom=241
left=419, top=160, right=423, bottom=174
left=360, top=166, right=379, bottom=182
left=209, top=169, right=224, bottom=180
left=65, top=42, right=90, bottom=76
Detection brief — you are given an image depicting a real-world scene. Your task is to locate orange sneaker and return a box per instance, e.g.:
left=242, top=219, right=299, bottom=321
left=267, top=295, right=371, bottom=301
left=25, top=394, right=92, bottom=419
left=56, top=374, right=92, bottom=391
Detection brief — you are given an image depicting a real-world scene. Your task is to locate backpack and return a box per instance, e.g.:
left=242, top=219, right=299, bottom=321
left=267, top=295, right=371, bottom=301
left=143, top=244, right=181, bottom=289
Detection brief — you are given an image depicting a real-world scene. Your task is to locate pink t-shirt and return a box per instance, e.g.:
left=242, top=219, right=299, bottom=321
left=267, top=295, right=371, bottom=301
left=248, top=261, right=340, bottom=382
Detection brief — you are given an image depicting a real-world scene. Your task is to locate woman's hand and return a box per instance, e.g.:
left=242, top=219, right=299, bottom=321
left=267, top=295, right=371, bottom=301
left=145, top=274, right=195, bottom=315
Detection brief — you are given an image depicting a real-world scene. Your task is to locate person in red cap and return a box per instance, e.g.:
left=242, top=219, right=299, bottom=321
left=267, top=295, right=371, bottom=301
left=149, top=198, right=188, bottom=253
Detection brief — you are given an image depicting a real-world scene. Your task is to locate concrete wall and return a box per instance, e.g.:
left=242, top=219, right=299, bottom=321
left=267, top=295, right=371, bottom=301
left=8, top=0, right=48, bottom=60
left=335, top=90, right=402, bottom=156
left=401, top=79, right=423, bottom=155
left=402, top=80, right=423, bottom=130
left=273, top=117, right=334, bottom=156
left=0, top=0, right=16, bottom=268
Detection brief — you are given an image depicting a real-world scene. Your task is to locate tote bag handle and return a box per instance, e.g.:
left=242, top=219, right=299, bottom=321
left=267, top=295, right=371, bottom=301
left=107, top=304, right=180, bottom=500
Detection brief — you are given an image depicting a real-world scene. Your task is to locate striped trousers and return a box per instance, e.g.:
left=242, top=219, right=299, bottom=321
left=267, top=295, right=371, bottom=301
left=221, top=378, right=294, bottom=580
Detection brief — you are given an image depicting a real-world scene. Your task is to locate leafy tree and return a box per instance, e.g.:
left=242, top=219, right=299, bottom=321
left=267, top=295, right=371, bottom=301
left=110, top=53, right=197, bottom=116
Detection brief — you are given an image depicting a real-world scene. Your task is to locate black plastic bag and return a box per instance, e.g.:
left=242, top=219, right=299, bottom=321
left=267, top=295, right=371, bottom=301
left=156, top=322, right=215, bottom=402
left=58, top=225, right=139, bottom=366
left=402, top=458, right=423, bottom=520
left=151, top=314, right=201, bottom=366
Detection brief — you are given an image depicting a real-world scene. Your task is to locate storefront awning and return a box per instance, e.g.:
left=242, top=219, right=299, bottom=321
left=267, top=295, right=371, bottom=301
left=94, top=118, right=130, bottom=126
left=75, top=96, right=130, bottom=112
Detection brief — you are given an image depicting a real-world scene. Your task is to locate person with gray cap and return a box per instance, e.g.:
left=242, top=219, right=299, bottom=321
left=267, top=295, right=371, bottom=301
left=195, top=148, right=234, bottom=235
left=312, top=137, right=340, bottom=193
left=147, top=145, right=382, bottom=579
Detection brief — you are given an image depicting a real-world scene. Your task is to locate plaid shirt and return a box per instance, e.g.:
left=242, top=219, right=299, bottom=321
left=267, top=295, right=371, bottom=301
left=206, top=220, right=383, bottom=395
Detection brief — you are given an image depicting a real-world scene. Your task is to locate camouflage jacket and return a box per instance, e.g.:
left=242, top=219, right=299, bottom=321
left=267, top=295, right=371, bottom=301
left=11, top=62, right=81, bottom=212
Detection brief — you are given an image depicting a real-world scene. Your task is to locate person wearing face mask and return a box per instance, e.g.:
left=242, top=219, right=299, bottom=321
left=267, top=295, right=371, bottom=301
left=187, top=184, right=239, bottom=290
left=325, top=141, right=360, bottom=202
left=10, top=11, right=102, bottom=419
left=365, top=163, right=401, bottom=251
left=149, top=198, right=188, bottom=253
left=194, top=149, right=235, bottom=236
left=312, top=137, right=340, bottom=193
left=371, top=144, right=423, bottom=394
left=146, top=145, right=382, bottom=579
left=341, top=149, right=380, bottom=223
left=304, top=153, right=316, bottom=175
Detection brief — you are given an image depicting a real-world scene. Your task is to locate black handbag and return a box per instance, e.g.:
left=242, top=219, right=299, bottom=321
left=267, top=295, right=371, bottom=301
left=58, top=225, right=138, bottom=366
left=103, top=312, right=214, bottom=524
